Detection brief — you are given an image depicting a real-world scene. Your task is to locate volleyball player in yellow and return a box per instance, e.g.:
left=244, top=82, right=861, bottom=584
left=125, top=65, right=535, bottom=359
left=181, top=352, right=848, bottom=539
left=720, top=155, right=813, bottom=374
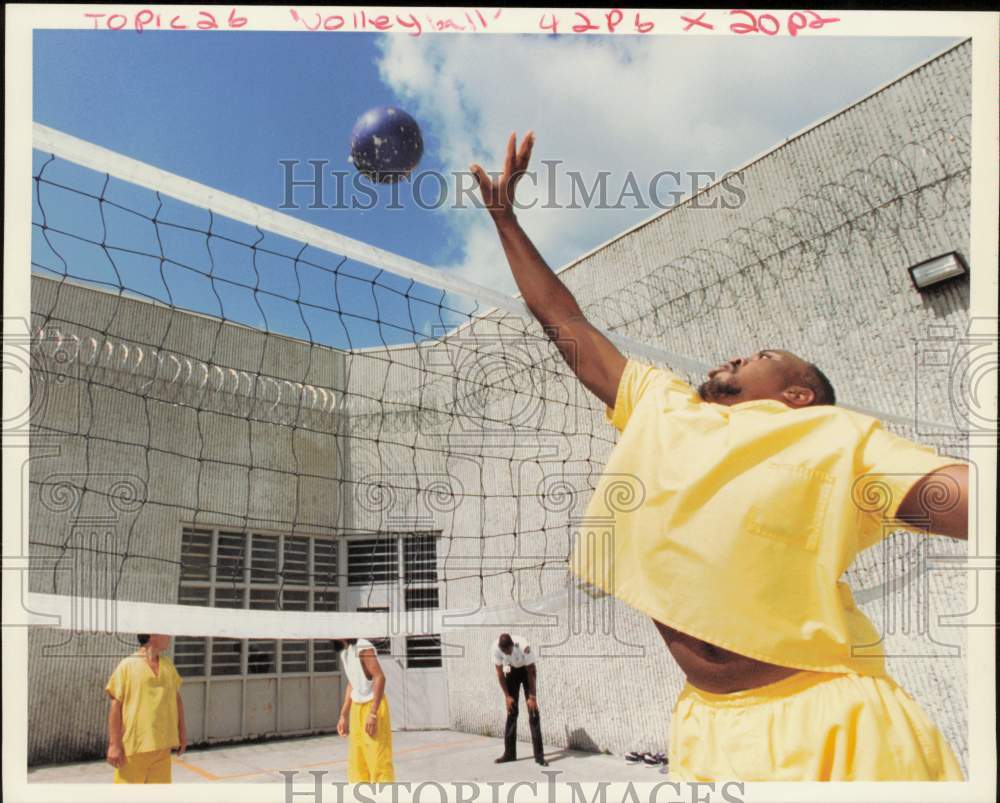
left=335, top=638, right=395, bottom=783
left=471, top=133, right=969, bottom=781
left=105, top=633, right=187, bottom=783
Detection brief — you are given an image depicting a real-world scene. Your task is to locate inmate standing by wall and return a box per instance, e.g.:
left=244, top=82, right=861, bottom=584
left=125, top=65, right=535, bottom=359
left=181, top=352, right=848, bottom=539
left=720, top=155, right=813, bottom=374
left=105, top=633, right=187, bottom=784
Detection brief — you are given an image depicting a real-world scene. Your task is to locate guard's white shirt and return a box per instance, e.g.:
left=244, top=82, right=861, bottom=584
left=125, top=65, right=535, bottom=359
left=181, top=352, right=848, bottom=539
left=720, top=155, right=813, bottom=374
left=492, top=635, right=536, bottom=672
left=341, top=639, right=377, bottom=703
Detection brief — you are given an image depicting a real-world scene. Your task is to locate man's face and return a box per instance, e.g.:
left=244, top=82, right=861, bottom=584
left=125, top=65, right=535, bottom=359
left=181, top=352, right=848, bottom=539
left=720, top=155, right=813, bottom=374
left=698, top=349, right=812, bottom=407
left=500, top=644, right=513, bottom=656
left=149, top=634, right=172, bottom=652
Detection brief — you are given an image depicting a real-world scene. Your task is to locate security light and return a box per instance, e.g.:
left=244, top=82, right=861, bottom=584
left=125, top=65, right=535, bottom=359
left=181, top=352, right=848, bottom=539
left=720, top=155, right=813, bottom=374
left=908, top=252, right=969, bottom=290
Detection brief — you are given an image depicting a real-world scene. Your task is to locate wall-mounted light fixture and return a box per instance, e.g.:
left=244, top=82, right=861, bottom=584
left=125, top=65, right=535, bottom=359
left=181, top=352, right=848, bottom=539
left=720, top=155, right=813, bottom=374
left=908, top=252, right=969, bottom=290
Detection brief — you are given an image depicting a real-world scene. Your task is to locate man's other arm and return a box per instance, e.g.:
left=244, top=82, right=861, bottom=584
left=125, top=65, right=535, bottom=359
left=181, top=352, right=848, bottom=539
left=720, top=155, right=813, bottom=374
left=897, top=464, right=968, bottom=540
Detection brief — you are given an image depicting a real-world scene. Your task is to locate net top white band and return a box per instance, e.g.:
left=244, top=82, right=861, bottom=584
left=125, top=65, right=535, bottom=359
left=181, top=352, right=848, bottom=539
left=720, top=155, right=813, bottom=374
left=26, top=592, right=568, bottom=639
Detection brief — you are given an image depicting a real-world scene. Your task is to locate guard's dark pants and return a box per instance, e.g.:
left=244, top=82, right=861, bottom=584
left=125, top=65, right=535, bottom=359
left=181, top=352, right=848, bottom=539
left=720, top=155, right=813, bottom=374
left=503, top=666, right=544, bottom=761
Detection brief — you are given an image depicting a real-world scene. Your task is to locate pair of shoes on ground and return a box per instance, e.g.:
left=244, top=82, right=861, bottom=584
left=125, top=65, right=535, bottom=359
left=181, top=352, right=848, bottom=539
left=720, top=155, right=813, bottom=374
left=495, top=755, right=549, bottom=767
left=625, top=751, right=667, bottom=767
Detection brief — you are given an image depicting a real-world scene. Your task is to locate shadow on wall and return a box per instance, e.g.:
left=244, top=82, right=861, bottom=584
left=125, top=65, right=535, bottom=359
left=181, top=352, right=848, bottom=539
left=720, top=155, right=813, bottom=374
left=564, top=725, right=609, bottom=754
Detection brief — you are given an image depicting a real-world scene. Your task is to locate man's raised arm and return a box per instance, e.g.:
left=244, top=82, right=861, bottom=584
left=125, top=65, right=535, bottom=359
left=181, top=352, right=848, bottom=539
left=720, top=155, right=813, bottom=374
left=471, top=132, right=626, bottom=409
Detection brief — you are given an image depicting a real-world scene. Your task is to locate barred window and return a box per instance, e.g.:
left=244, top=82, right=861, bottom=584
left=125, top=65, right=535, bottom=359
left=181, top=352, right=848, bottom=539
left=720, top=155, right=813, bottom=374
left=179, top=529, right=211, bottom=582
left=405, top=587, right=438, bottom=610
left=173, top=636, right=206, bottom=676
left=406, top=635, right=442, bottom=669
left=250, top=534, right=279, bottom=583
left=176, top=527, right=342, bottom=678
left=176, top=528, right=443, bottom=677
left=211, top=638, right=243, bottom=676
left=313, top=640, right=341, bottom=673
left=247, top=640, right=276, bottom=674
left=404, top=533, right=438, bottom=583
left=347, top=538, right=398, bottom=586
left=349, top=533, right=441, bottom=667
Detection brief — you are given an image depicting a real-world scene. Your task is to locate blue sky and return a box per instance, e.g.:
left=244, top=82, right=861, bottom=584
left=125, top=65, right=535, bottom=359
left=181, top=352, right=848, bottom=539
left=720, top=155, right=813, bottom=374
left=33, top=31, right=960, bottom=348
left=33, top=32, right=453, bottom=263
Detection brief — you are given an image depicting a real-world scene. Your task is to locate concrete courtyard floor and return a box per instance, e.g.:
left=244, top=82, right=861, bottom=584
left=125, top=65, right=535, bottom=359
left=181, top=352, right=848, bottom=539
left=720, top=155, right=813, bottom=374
left=28, top=730, right=667, bottom=784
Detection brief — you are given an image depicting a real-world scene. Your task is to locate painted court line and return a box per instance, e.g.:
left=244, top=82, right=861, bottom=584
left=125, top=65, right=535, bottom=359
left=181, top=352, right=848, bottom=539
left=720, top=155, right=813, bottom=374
left=171, top=755, right=221, bottom=781
left=173, top=737, right=483, bottom=782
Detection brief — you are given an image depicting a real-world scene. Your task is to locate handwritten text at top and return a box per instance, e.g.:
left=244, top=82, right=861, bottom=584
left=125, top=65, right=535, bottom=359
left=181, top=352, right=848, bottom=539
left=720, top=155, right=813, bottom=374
left=681, top=10, right=841, bottom=36
left=80, top=7, right=841, bottom=37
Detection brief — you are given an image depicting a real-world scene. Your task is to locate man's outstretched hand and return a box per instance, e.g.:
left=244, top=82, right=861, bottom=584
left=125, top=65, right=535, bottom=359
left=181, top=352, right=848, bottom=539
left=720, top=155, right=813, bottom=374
left=468, top=128, right=627, bottom=410
left=470, top=131, right=534, bottom=222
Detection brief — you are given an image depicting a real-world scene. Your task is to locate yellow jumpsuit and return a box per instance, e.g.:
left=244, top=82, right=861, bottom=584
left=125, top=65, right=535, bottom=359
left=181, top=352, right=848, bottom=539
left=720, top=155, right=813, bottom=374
left=573, top=359, right=965, bottom=781
left=105, top=653, right=182, bottom=783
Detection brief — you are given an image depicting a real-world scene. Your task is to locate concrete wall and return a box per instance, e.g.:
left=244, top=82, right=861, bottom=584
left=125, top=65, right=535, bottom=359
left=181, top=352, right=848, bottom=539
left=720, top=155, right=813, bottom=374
left=28, top=276, right=346, bottom=764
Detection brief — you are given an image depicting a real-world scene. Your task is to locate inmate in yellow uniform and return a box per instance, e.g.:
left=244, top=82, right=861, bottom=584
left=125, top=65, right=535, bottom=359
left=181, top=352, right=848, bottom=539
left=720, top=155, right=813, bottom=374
left=340, top=639, right=395, bottom=783
left=105, top=653, right=183, bottom=783
left=572, top=359, right=964, bottom=781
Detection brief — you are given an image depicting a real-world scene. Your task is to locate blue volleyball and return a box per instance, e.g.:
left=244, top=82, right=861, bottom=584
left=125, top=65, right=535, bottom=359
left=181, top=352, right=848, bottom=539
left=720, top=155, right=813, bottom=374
left=349, top=106, right=424, bottom=184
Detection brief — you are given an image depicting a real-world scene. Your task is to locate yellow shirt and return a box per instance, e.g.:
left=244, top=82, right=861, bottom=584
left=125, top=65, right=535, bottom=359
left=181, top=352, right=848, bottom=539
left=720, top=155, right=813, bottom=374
left=571, top=360, right=962, bottom=677
left=105, top=653, right=183, bottom=756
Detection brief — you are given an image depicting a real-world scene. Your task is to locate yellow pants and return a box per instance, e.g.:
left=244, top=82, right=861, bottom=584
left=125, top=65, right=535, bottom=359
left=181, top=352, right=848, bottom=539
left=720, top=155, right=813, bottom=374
left=113, top=748, right=172, bottom=783
left=348, top=697, right=395, bottom=783
left=669, top=671, right=963, bottom=781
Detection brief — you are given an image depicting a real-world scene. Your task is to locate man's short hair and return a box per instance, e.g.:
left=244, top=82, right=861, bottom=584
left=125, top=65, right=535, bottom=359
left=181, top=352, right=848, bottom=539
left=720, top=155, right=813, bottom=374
left=800, top=362, right=836, bottom=406
left=498, top=633, right=513, bottom=650
left=137, top=634, right=150, bottom=646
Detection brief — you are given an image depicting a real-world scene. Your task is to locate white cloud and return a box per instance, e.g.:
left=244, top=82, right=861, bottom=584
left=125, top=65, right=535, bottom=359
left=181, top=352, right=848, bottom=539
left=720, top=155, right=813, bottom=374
left=376, top=34, right=958, bottom=299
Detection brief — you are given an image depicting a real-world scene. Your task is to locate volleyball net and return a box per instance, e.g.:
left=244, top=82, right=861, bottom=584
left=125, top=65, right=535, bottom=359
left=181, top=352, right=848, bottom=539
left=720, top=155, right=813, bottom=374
left=26, top=124, right=703, bottom=669
left=24, top=118, right=970, bottom=670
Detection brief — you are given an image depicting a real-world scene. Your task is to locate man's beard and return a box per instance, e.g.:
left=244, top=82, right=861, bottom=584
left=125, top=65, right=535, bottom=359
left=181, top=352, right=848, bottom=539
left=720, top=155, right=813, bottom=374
left=697, top=377, right=742, bottom=402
